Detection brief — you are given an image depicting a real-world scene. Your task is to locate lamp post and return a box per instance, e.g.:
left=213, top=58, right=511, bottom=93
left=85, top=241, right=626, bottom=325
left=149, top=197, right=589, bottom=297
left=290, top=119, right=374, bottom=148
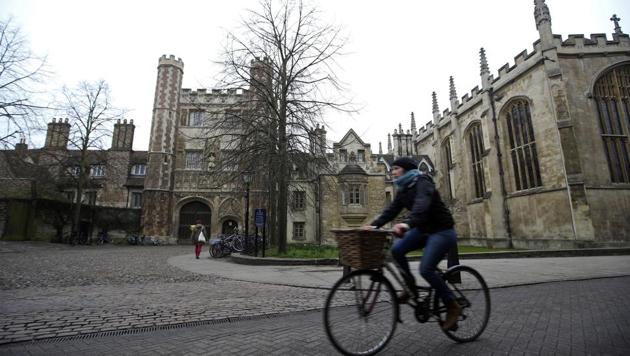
left=241, top=171, right=252, bottom=253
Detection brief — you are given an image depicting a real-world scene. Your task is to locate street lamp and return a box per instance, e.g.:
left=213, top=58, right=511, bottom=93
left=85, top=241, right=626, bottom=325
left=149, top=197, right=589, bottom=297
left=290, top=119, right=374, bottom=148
left=241, top=171, right=252, bottom=253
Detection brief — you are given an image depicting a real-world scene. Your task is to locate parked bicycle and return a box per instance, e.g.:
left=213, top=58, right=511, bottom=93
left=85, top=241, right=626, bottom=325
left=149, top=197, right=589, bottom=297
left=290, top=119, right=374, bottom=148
left=209, top=231, right=245, bottom=258
left=323, top=229, right=491, bottom=356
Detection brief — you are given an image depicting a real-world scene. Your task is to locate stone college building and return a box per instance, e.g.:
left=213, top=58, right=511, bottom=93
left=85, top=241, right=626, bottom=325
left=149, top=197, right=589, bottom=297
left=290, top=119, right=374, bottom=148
left=1, top=0, right=628, bottom=249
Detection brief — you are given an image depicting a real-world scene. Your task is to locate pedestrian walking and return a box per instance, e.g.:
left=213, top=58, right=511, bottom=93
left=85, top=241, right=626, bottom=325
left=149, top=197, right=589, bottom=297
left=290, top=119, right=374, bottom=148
left=190, top=220, right=208, bottom=259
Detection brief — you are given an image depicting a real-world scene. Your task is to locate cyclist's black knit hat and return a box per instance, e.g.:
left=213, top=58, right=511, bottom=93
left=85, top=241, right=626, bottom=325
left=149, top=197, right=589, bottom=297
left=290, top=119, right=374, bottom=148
left=391, top=157, right=418, bottom=172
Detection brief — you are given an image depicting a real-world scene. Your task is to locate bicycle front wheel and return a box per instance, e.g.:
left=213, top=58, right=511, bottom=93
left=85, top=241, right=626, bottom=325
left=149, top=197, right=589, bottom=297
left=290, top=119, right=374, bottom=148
left=323, top=269, right=398, bottom=356
left=231, top=237, right=244, bottom=252
left=438, top=265, right=491, bottom=342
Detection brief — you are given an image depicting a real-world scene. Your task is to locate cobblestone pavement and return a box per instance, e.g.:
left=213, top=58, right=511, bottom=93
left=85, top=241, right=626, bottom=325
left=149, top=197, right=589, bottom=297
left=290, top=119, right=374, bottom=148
left=0, top=242, right=329, bottom=344
left=1, top=276, right=629, bottom=355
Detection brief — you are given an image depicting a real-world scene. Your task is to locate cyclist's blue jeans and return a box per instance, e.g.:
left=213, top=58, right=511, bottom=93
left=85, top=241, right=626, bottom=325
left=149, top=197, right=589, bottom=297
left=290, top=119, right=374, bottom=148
left=391, top=228, right=457, bottom=304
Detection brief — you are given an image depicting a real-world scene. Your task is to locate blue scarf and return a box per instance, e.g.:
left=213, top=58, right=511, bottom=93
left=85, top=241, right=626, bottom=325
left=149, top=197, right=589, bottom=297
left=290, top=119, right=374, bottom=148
left=394, top=169, right=421, bottom=189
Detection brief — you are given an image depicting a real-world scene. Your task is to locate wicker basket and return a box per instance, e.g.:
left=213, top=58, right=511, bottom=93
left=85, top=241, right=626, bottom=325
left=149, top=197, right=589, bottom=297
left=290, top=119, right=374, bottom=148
left=332, top=229, right=388, bottom=269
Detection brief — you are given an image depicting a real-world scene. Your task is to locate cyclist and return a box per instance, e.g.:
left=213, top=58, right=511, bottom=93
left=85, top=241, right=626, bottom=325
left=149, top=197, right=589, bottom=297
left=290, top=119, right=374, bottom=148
left=363, top=156, right=461, bottom=331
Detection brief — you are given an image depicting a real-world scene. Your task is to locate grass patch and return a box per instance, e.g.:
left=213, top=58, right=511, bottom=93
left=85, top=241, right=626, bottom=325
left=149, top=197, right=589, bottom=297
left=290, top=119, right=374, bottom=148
left=264, top=243, right=516, bottom=259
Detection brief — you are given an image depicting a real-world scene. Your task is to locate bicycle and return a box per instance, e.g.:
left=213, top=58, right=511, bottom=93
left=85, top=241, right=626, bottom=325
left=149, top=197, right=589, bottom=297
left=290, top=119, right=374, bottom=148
left=209, top=238, right=229, bottom=258
left=323, top=229, right=491, bottom=356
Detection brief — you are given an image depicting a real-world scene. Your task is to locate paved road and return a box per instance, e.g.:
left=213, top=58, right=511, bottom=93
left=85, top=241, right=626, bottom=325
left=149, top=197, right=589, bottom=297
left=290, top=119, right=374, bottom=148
left=2, top=277, right=629, bottom=355
left=1, top=241, right=629, bottom=355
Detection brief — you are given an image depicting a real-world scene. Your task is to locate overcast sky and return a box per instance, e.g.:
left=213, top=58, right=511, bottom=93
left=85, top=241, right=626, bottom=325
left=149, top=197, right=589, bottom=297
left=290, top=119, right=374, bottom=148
left=2, top=0, right=629, bottom=152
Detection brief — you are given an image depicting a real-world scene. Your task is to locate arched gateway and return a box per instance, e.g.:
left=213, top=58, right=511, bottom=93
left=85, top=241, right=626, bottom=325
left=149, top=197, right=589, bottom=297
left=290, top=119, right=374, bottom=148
left=178, top=201, right=211, bottom=241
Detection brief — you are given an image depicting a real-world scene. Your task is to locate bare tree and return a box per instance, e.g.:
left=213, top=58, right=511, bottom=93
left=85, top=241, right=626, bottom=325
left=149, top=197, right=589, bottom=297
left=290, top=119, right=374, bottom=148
left=0, top=17, right=47, bottom=147
left=210, top=0, right=352, bottom=252
left=59, top=80, right=124, bottom=242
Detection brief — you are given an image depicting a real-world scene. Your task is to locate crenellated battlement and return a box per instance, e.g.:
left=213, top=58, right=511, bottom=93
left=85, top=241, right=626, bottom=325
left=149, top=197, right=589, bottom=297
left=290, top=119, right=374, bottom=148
left=158, top=54, right=184, bottom=69
left=560, top=32, right=630, bottom=48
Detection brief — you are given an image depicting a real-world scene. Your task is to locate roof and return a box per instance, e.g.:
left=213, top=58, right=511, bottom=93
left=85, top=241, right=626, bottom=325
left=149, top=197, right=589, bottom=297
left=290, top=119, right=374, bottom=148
left=339, top=164, right=367, bottom=175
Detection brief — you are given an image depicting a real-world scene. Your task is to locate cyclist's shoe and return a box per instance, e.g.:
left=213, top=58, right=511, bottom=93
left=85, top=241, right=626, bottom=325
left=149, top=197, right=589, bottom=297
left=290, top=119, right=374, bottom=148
left=397, top=291, right=411, bottom=304
left=441, top=300, right=462, bottom=331
left=396, top=289, right=418, bottom=304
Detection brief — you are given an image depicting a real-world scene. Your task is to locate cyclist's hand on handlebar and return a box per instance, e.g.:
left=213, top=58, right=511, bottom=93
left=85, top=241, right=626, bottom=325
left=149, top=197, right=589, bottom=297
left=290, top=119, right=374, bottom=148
left=393, top=223, right=409, bottom=237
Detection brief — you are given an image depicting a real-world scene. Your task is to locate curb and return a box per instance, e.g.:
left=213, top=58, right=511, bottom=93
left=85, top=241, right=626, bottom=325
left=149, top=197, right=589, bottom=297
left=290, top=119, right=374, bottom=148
left=230, top=247, right=630, bottom=266
left=230, top=254, right=339, bottom=266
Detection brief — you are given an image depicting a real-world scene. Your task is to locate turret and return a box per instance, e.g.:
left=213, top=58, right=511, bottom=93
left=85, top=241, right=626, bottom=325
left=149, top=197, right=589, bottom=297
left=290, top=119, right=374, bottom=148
left=143, top=54, right=184, bottom=240
left=449, top=76, right=459, bottom=112
left=534, top=0, right=561, bottom=76
left=534, top=0, right=553, bottom=47
left=479, top=48, right=491, bottom=90
left=432, top=92, right=440, bottom=124
left=410, top=112, right=416, bottom=134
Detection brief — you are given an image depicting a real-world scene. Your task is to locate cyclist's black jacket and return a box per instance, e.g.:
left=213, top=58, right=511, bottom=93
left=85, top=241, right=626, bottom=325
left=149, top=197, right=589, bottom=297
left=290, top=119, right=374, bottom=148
left=370, top=173, right=454, bottom=234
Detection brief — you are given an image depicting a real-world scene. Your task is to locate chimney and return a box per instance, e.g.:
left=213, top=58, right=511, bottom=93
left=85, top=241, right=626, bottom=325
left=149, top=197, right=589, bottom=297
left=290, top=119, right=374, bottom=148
left=15, top=138, right=28, bottom=153
left=111, top=119, right=135, bottom=150
left=44, top=118, right=70, bottom=149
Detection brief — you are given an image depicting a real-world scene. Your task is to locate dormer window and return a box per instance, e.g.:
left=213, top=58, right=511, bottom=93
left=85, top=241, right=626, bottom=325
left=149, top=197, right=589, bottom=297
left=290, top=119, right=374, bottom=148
left=339, top=149, right=347, bottom=162
left=357, top=150, right=365, bottom=162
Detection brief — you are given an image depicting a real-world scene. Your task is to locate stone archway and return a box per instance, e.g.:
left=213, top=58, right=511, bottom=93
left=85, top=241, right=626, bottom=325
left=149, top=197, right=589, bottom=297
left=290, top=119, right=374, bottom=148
left=178, top=201, right=211, bottom=241
left=221, top=219, right=238, bottom=234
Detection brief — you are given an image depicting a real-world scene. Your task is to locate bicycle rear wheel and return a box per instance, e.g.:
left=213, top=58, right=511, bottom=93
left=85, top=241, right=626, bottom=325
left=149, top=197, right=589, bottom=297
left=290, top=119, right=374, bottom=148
left=323, top=269, right=398, bottom=356
left=210, top=243, right=223, bottom=258
left=437, top=265, right=491, bottom=342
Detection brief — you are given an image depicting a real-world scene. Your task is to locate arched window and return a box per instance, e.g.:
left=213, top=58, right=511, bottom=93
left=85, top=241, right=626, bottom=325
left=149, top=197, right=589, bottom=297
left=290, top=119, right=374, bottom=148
left=505, top=99, right=542, bottom=190
left=441, top=137, right=454, bottom=200
left=468, top=122, right=486, bottom=198
left=593, top=64, right=630, bottom=183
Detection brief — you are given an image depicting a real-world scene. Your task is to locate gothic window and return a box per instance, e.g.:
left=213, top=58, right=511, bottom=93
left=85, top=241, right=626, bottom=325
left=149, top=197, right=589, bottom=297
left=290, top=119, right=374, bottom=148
left=293, top=222, right=305, bottom=241
left=505, top=99, right=542, bottom=190
left=131, top=164, right=146, bottom=176
left=593, top=64, right=630, bottom=183
left=441, top=137, right=454, bottom=200
left=468, top=122, right=486, bottom=198
left=90, top=164, right=105, bottom=177
left=292, top=191, right=306, bottom=210
left=188, top=110, right=205, bottom=126
left=185, top=150, right=203, bottom=170
left=419, top=162, right=429, bottom=174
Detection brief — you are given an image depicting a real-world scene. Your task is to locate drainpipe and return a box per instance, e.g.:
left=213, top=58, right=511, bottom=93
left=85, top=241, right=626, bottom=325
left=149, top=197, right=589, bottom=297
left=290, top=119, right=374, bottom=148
left=489, top=88, right=514, bottom=249
left=317, top=174, right=322, bottom=245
